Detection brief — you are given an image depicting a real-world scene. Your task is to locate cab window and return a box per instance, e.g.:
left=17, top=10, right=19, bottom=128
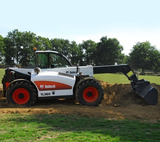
left=49, top=53, right=71, bottom=68
left=37, top=53, right=48, bottom=68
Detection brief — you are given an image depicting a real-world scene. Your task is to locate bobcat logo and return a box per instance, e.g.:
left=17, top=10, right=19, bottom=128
left=45, top=85, right=56, bottom=89
left=39, top=84, right=56, bottom=89
left=40, top=85, right=44, bottom=89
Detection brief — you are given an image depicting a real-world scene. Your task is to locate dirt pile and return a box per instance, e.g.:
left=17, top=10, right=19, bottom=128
left=100, top=81, right=146, bottom=106
left=100, top=81, right=160, bottom=106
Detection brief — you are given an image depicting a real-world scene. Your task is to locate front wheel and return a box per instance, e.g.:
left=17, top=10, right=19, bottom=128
left=76, top=78, right=104, bottom=106
left=6, top=80, right=37, bottom=106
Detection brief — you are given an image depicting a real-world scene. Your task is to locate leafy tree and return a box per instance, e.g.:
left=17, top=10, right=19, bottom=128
left=0, top=35, right=4, bottom=62
left=79, top=40, right=97, bottom=65
left=19, top=31, right=37, bottom=67
left=35, top=36, right=52, bottom=50
left=3, top=37, right=15, bottom=65
left=69, top=41, right=83, bottom=65
left=95, top=36, right=124, bottom=65
left=4, top=29, right=38, bottom=66
left=50, top=38, right=70, bottom=56
left=6, top=29, right=24, bottom=64
left=128, top=41, right=160, bottom=73
left=4, top=29, right=160, bottom=73
left=150, top=50, right=160, bottom=72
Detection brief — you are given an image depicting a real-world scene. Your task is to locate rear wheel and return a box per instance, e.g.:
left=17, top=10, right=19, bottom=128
left=76, top=78, right=104, bottom=106
left=6, top=80, right=37, bottom=106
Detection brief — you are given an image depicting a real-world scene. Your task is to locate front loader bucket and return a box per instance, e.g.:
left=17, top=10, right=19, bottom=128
left=131, top=79, right=158, bottom=105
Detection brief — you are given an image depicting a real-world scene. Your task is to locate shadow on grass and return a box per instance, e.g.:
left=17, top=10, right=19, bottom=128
left=0, top=97, right=76, bottom=108
left=6, top=113, right=160, bottom=142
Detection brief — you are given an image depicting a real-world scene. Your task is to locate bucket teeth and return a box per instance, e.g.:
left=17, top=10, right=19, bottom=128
left=132, top=79, right=158, bottom=105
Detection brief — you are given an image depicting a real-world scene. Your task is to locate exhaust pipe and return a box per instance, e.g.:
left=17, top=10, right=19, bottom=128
left=131, top=79, right=158, bottom=105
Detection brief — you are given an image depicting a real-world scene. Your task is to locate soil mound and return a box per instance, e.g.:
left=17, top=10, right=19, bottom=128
left=100, top=81, right=147, bottom=106
left=100, top=81, right=160, bottom=105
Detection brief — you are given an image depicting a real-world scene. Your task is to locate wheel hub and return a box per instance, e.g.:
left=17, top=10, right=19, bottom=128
left=87, top=91, right=93, bottom=97
left=18, top=93, right=25, bottom=99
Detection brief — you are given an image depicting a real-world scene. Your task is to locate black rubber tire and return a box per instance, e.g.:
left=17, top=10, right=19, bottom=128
left=76, top=78, right=104, bottom=106
left=6, top=80, right=37, bottom=106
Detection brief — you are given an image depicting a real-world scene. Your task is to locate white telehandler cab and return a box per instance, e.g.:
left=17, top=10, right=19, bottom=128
left=2, top=50, right=158, bottom=106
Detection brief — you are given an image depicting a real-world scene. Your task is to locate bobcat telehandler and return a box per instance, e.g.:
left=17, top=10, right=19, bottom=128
left=2, top=49, right=158, bottom=106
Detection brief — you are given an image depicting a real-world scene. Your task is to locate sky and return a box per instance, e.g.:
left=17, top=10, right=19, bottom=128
left=0, top=0, right=160, bottom=55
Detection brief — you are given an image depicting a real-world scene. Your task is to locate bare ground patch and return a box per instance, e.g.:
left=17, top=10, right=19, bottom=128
left=0, top=82, right=160, bottom=123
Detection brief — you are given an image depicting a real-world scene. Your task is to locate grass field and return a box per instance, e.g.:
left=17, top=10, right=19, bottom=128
left=0, top=114, right=160, bottom=142
left=94, top=73, right=160, bottom=85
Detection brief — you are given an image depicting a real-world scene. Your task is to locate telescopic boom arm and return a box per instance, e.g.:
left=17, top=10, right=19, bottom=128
left=93, top=64, right=138, bottom=83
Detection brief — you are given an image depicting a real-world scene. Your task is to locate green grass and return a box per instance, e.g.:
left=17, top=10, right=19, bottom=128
left=0, top=68, right=5, bottom=83
left=94, top=73, right=160, bottom=85
left=0, top=114, right=160, bottom=142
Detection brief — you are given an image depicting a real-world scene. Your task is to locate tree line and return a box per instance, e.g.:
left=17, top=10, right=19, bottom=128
left=0, top=29, right=160, bottom=73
